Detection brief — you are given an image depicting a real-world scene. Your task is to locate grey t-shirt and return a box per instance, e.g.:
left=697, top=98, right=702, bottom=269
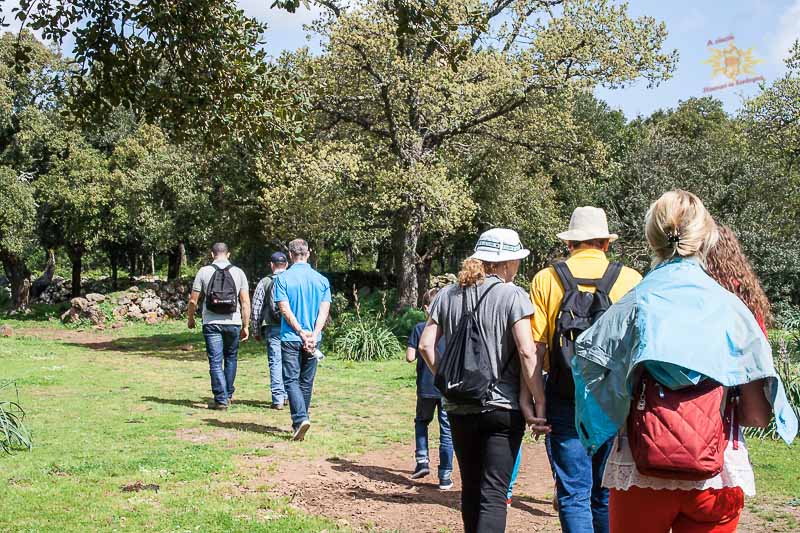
left=192, top=260, right=249, bottom=325
left=429, top=276, right=535, bottom=414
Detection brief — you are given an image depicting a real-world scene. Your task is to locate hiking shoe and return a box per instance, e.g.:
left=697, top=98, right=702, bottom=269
left=292, top=420, right=311, bottom=441
left=438, top=477, right=454, bottom=491
left=207, top=401, right=228, bottom=411
left=411, top=462, right=430, bottom=480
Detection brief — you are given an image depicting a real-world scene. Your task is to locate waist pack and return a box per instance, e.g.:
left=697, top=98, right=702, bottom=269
left=434, top=282, right=504, bottom=405
left=628, top=371, right=736, bottom=481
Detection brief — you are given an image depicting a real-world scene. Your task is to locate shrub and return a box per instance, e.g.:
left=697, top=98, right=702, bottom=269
left=774, top=302, right=800, bottom=332
left=386, top=306, right=426, bottom=342
left=334, top=317, right=402, bottom=361
left=0, top=381, right=32, bottom=454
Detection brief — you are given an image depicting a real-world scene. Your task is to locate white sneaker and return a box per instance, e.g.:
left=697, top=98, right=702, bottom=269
left=292, top=420, right=311, bottom=441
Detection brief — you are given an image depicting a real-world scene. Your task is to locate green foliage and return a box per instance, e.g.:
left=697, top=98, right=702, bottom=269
left=334, top=317, right=403, bottom=362
left=0, top=168, right=36, bottom=256
left=4, top=3, right=307, bottom=149
left=0, top=381, right=32, bottom=454
left=386, top=306, right=426, bottom=342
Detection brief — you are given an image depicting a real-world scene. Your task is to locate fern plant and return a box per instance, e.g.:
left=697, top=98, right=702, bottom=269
left=1, top=381, right=32, bottom=454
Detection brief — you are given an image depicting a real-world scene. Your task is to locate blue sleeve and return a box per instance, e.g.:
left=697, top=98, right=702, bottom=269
left=407, top=323, right=424, bottom=349
left=273, top=275, right=288, bottom=302
left=321, top=278, right=332, bottom=303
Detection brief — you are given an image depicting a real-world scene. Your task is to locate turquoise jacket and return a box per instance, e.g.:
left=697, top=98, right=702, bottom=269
left=572, top=258, right=798, bottom=455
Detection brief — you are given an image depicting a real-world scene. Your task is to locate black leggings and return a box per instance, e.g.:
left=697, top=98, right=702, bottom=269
left=450, top=409, right=525, bottom=533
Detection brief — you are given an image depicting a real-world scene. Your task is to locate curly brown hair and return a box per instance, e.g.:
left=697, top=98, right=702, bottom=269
left=706, top=225, right=772, bottom=327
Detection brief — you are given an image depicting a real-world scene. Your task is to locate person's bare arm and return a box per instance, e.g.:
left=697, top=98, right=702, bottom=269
left=239, top=289, right=251, bottom=341
left=187, top=290, right=201, bottom=329
left=513, top=318, right=550, bottom=436
left=738, top=379, right=772, bottom=428
left=310, top=301, right=331, bottom=350
left=418, top=318, right=442, bottom=373
left=406, top=347, right=417, bottom=363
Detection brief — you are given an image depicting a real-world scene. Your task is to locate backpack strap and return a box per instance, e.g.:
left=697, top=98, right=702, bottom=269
left=595, top=262, right=623, bottom=295
left=553, top=261, right=582, bottom=292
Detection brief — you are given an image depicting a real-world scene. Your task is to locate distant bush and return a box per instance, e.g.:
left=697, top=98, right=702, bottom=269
left=774, top=302, right=800, bottom=332
left=0, top=381, right=32, bottom=454
left=334, top=317, right=402, bottom=362
left=386, top=306, right=426, bottom=342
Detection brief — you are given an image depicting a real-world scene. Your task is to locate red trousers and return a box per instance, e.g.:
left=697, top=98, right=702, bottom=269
left=610, top=486, right=744, bottom=533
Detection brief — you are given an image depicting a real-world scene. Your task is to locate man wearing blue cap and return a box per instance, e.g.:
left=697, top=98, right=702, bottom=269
left=251, top=251, right=289, bottom=409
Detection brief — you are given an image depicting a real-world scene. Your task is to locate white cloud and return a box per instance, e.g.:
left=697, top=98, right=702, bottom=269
left=772, top=0, right=800, bottom=65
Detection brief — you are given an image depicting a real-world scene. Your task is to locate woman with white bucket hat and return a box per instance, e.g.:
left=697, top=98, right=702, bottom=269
left=419, top=228, right=550, bottom=533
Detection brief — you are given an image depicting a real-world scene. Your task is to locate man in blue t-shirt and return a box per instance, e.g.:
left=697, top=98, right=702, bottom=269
left=273, top=238, right=331, bottom=441
left=405, top=288, right=453, bottom=490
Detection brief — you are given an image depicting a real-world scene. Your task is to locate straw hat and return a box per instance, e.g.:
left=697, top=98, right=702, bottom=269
left=557, top=207, right=619, bottom=243
left=470, top=228, right=531, bottom=262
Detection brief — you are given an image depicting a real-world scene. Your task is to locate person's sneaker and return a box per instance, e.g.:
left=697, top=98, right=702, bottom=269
left=270, top=403, right=284, bottom=410
left=506, top=497, right=513, bottom=508
left=410, top=462, right=430, bottom=480
left=438, top=477, right=454, bottom=491
left=292, top=420, right=311, bottom=441
left=207, top=401, right=228, bottom=410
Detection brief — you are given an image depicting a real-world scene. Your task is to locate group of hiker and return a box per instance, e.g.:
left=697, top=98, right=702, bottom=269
left=413, top=190, right=797, bottom=533
left=187, top=189, right=798, bottom=533
left=187, top=239, right=331, bottom=441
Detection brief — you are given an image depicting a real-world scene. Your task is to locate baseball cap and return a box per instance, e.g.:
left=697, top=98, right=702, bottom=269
left=270, top=251, right=288, bottom=264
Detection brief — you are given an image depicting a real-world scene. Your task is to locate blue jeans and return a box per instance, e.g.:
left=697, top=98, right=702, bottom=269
left=281, top=341, right=318, bottom=428
left=507, top=446, right=522, bottom=500
left=202, top=324, right=240, bottom=405
left=546, top=383, right=612, bottom=533
left=263, top=325, right=285, bottom=405
left=414, top=397, right=453, bottom=481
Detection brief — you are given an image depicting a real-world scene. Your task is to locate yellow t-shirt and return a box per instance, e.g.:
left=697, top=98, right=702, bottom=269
left=529, top=248, right=642, bottom=371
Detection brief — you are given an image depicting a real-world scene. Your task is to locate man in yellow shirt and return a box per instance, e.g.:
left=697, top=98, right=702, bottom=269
left=529, top=207, right=641, bottom=533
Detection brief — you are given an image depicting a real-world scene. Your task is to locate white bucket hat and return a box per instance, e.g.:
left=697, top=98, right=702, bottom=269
left=470, top=228, right=530, bottom=262
left=557, top=206, right=619, bottom=243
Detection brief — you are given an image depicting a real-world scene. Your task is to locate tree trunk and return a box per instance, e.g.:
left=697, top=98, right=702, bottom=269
left=167, top=242, right=183, bottom=281
left=128, top=251, right=138, bottom=279
left=110, top=252, right=119, bottom=291
left=416, top=253, right=434, bottom=307
left=67, top=245, right=84, bottom=297
left=149, top=252, right=155, bottom=277
left=393, top=207, right=424, bottom=309
left=1, top=250, right=31, bottom=310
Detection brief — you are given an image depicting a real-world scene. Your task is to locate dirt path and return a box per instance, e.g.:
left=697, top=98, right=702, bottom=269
left=239, top=441, right=561, bottom=532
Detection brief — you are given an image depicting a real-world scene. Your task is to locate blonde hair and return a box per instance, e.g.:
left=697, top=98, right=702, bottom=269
left=645, top=190, right=719, bottom=266
left=457, top=258, right=508, bottom=287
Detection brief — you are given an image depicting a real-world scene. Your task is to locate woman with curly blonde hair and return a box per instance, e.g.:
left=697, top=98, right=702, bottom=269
left=706, top=224, right=772, bottom=333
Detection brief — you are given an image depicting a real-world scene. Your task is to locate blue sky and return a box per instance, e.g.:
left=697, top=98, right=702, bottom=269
left=239, top=0, right=800, bottom=120
left=4, top=0, right=798, bottom=120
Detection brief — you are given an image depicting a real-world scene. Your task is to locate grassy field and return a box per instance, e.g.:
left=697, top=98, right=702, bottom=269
left=1, top=318, right=798, bottom=532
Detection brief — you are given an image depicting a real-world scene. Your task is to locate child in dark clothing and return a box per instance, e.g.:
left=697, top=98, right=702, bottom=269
left=406, top=288, right=454, bottom=490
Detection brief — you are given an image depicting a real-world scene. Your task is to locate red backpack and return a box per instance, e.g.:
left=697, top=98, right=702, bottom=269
left=627, top=371, right=737, bottom=481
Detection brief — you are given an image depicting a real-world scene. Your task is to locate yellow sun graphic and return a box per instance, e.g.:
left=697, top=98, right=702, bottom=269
left=704, top=42, right=763, bottom=81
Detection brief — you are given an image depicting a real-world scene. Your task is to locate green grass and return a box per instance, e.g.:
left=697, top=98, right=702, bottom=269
left=0, top=319, right=417, bottom=532
left=1, top=316, right=798, bottom=531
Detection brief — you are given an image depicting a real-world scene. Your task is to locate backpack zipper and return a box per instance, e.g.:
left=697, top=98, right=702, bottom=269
left=637, top=381, right=647, bottom=410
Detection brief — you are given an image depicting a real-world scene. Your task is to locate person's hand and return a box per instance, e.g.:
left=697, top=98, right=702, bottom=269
left=187, top=317, right=196, bottom=329
left=240, top=327, right=250, bottom=342
left=304, top=336, right=317, bottom=353
left=527, top=401, right=551, bottom=440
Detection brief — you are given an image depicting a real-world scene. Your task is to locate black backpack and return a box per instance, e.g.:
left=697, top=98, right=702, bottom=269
left=206, top=265, right=238, bottom=314
left=259, top=276, right=281, bottom=325
left=434, top=282, right=503, bottom=405
left=549, top=261, right=622, bottom=400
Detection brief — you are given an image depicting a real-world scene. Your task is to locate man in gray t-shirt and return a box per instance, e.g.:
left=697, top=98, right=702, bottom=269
left=188, top=243, right=250, bottom=410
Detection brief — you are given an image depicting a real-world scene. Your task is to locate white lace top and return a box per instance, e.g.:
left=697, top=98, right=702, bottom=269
left=602, top=427, right=756, bottom=496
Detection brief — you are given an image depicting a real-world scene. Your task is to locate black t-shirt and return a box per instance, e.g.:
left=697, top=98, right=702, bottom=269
left=408, top=321, right=445, bottom=399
